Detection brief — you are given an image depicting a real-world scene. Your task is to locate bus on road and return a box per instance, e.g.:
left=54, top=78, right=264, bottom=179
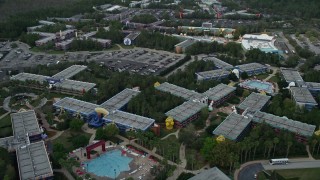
left=269, top=158, right=289, bottom=165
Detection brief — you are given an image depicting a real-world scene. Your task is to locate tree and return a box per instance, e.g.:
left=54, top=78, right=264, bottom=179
left=70, top=118, right=84, bottom=131
left=179, top=124, right=197, bottom=148
left=273, top=137, right=279, bottom=157
left=286, top=141, right=293, bottom=157
left=104, top=123, right=119, bottom=139
left=240, top=72, right=249, bottom=80
left=4, top=165, right=16, bottom=180
left=69, top=134, right=89, bottom=148
left=242, top=89, right=250, bottom=98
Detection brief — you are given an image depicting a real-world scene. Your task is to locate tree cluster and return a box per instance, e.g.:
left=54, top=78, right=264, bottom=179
left=135, top=31, right=180, bottom=51
left=131, top=14, right=157, bottom=24
left=0, top=148, right=16, bottom=180
left=95, top=123, right=119, bottom=140
left=127, top=87, right=184, bottom=123
left=69, top=39, right=104, bottom=51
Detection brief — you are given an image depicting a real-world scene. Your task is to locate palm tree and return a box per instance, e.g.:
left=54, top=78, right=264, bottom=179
left=286, top=141, right=293, bottom=158
left=266, top=140, right=273, bottom=158
left=312, top=139, right=317, bottom=155
left=253, top=141, right=259, bottom=160
left=273, top=137, right=279, bottom=157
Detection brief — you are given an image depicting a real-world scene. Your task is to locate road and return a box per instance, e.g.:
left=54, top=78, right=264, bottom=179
left=238, top=163, right=264, bottom=180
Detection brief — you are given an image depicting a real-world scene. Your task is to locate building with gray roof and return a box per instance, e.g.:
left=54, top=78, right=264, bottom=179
left=196, top=69, right=230, bottom=81
left=253, top=111, right=316, bottom=138
left=11, top=110, right=42, bottom=141
left=212, top=113, right=252, bottom=141
left=53, top=97, right=98, bottom=118
left=155, top=82, right=203, bottom=100
left=11, top=73, right=50, bottom=84
left=54, top=79, right=96, bottom=94
left=16, top=141, right=53, bottom=180
left=165, top=100, right=206, bottom=127
left=53, top=88, right=155, bottom=131
left=105, top=110, right=155, bottom=131
left=100, top=88, right=140, bottom=110
left=237, top=92, right=271, bottom=113
left=52, top=65, right=87, bottom=79
left=188, top=167, right=230, bottom=180
left=290, top=87, right=318, bottom=111
left=203, top=84, right=236, bottom=106
left=235, top=63, right=268, bottom=76
left=280, top=68, right=304, bottom=83
left=202, top=56, right=234, bottom=70
left=305, top=82, right=320, bottom=96
left=11, top=65, right=96, bottom=96
left=175, top=39, right=197, bottom=53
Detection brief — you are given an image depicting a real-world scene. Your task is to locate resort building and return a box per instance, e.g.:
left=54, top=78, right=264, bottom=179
left=175, top=39, right=197, bottom=54
left=195, top=69, right=230, bottom=81
left=290, top=87, right=318, bottom=111
left=280, top=68, right=304, bottom=84
left=123, top=32, right=141, bottom=46
left=202, top=84, right=236, bottom=107
left=202, top=56, right=234, bottom=70
left=155, top=82, right=203, bottom=101
left=237, top=92, right=271, bottom=114
left=177, top=25, right=235, bottom=36
left=11, top=65, right=96, bottom=96
left=189, top=167, right=231, bottom=180
left=235, top=63, right=268, bottom=76
left=212, top=113, right=252, bottom=141
left=305, top=82, right=320, bottom=96
left=241, top=34, right=280, bottom=54
left=252, top=111, right=316, bottom=142
left=0, top=110, right=53, bottom=180
left=156, top=82, right=237, bottom=128
left=53, top=88, right=155, bottom=131
left=165, top=100, right=207, bottom=128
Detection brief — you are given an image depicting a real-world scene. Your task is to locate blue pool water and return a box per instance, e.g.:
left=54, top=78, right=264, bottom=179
left=240, top=80, right=274, bottom=93
left=84, top=149, right=133, bottom=178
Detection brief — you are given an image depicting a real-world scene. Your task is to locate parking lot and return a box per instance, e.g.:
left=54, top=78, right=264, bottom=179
left=87, top=49, right=184, bottom=75
left=0, top=41, right=185, bottom=76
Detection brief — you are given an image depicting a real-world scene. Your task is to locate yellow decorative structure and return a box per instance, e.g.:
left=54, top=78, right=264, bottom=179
left=260, top=91, right=266, bottom=95
left=95, top=107, right=109, bottom=117
left=315, top=130, right=320, bottom=136
left=216, top=135, right=225, bottom=143
left=154, top=82, right=161, bottom=87
left=165, top=116, right=174, bottom=130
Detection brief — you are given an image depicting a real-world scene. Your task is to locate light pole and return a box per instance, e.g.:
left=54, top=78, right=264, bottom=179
left=114, top=169, right=116, bottom=180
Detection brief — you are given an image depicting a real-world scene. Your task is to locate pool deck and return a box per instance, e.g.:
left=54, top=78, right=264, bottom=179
left=239, top=79, right=275, bottom=94
left=72, top=141, right=158, bottom=180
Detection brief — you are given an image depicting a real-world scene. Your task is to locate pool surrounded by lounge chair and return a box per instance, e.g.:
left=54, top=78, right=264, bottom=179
left=239, top=79, right=274, bottom=94
left=84, top=149, right=133, bottom=178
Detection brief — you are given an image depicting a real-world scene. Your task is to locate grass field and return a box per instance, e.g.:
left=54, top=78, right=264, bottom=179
left=254, top=74, right=269, bottom=80
left=0, top=114, right=12, bottom=138
left=52, top=129, right=91, bottom=151
left=269, top=76, right=280, bottom=83
left=275, top=168, right=320, bottom=180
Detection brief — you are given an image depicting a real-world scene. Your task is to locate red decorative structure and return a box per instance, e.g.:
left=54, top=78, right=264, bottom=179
left=86, top=140, right=106, bottom=159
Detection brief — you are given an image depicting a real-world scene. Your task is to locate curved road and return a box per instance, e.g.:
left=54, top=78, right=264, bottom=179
left=238, top=163, right=264, bottom=180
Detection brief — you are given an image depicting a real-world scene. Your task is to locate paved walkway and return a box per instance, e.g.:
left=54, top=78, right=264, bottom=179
left=53, top=168, right=75, bottom=180
left=161, top=129, right=180, bottom=140
left=81, top=124, right=96, bottom=143
left=48, top=131, right=64, bottom=141
left=0, top=111, right=10, bottom=119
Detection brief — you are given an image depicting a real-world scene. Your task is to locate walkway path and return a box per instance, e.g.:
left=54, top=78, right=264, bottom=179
left=306, top=145, right=315, bottom=160
left=161, top=129, right=180, bottom=140
left=0, top=111, right=10, bottom=120
left=48, top=131, right=64, bottom=141
left=53, top=168, right=75, bottom=180
left=81, top=124, right=97, bottom=144
left=264, top=67, right=278, bottom=81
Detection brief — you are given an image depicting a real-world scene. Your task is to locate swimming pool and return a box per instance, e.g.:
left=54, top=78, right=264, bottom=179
left=240, top=80, right=274, bottom=94
left=84, top=149, right=133, bottom=178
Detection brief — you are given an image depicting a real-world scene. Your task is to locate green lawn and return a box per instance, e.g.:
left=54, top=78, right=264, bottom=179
left=52, top=129, right=92, bottom=152
left=275, top=168, right=320, bottom=180
left=269, top=76, right=280, bottom=83
left=0, top=114, right=11, bottom=128
left=254, top=74, right=269, bottom=80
